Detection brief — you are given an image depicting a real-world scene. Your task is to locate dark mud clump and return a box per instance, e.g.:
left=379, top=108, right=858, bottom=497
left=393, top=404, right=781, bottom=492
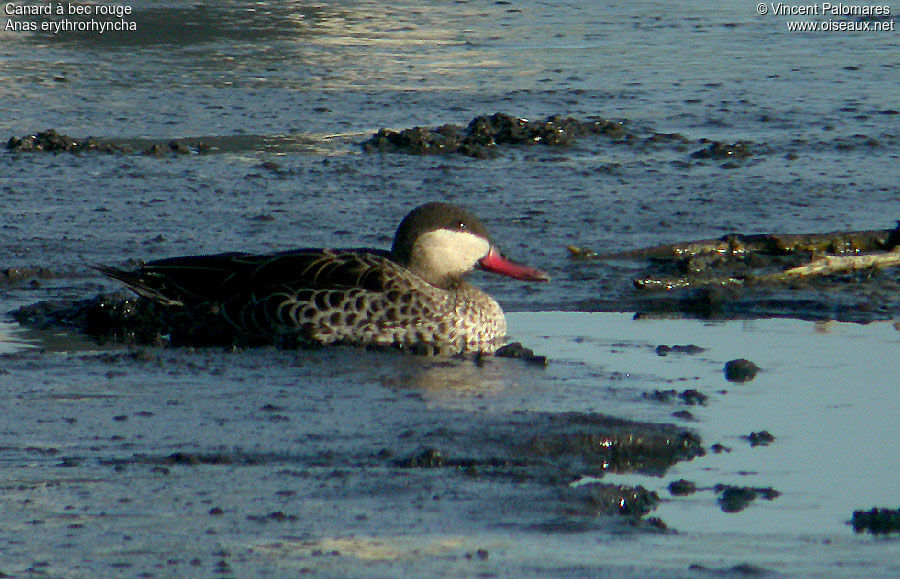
left=361, top=112, right=775, bottom=163
left=511, top=412, right=704, bottom=479
left=668, top=480, right=781, bottom=512
left=493, top=341, right=548, bottom=366
left=690, top=140, right=753, bottom=161
left=643, top=388, right=708, bottom=406
left=671, top=409, right=695, bottom=421
left=362, top=112, right=630, bottom=158
left=12, top=294, right=326, bottom=349
left=644, top=389, right=678, bottom=403
left=13, top=295, right=174, bottom=347
left=0, top=266, right=60, bottom=287
left=565, top=482, right=659, bottom=517
left=246, top=511, right=299, bottom=524
left=395, top=411, right=703, bottom=527
left=715, top=485, right=780, bottom=513
left=395, top=411, right=704, bottom=482
left=7, top=129, right=125, bottom=154
left=668, top=479, right=698, bottom=496
left=678, top=389, right=708, bottom=405
left=724, top=358, right=760, bottom=382
left=143, top=140, right=210, bottom=156
left=688, top=563, right=773, bottom=576
left=100, top=451, right=293, bottom=469
left=11, top=294, right=278, bottom=349
left=397, top=448, right=447, bottom=468
left=7, top=129, right=211, bottom=156
left=655, top=344, right=705, bottom=356
left=743, top=430, right=775, bottom=447
left=851, top=507, right=900, bottom=534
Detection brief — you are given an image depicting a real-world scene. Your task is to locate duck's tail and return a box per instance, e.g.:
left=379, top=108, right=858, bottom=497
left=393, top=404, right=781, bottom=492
left=93, top=265, right=185, bottom=307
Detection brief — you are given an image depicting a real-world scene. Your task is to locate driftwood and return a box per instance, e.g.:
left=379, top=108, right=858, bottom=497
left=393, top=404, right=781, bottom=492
left=762, top=248, right=900, bottom=281
left=617, top=228, right=898, bottom=261
left=569, top=224, right=900, bottom=290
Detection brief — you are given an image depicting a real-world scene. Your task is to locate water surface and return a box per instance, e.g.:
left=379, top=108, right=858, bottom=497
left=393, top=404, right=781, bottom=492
left=1, top=312, right=898, bottom=576
left=1, top=1, right=898, bottom=575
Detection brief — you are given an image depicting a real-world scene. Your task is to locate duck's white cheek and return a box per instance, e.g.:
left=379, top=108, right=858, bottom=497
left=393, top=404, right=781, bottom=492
left=413, top=229, right=490, bottom=275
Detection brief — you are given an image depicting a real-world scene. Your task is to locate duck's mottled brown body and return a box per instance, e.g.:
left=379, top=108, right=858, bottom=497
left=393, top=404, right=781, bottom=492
left=98, top=202, right=548, bottom=355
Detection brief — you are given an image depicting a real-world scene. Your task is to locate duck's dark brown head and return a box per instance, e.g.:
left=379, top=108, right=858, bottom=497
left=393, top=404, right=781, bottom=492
left=391, top=202, right=549, bottom=288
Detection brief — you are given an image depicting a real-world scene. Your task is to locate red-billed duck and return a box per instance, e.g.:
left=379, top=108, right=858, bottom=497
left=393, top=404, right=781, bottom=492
left=97, top=202, right=549, bottom=355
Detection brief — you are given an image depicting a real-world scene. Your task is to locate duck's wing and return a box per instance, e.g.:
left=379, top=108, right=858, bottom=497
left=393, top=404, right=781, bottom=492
left=96, top=249, right=396, bottom=307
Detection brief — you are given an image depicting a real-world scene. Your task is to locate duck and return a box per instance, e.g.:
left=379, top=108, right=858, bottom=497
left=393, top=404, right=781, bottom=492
left=97, top=202, right=549, bottom=355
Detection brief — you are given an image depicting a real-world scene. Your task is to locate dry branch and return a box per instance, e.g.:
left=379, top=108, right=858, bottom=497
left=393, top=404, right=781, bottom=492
left=761, top=248, right=900, bottom=281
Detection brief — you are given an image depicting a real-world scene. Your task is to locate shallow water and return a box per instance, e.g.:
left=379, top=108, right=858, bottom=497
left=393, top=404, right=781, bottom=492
left=514, top=313, right=900, bottom=534
left=2, top=1, right=898, bottom=294
left=1, top=0, right=899, bottom=575
left=1, top=312, right=898, bottom=576
left=0, top=322, right=32, bottom=354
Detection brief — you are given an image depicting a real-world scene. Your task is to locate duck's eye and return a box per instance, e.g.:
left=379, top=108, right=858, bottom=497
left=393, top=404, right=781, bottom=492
left=457, top=221, right=467, bottom=230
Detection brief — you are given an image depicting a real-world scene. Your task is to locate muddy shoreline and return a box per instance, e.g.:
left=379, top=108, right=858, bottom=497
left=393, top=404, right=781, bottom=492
left=0, top=339, right=708, bottom=575
left=4, top=310, right=896, bottom=575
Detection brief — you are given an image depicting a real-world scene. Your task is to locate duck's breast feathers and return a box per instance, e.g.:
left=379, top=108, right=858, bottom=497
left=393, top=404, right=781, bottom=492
left=101, top=249, right=398, bottom=306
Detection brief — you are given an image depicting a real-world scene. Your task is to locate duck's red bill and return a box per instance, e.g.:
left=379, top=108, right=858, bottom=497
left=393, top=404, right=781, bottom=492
left=478, top=248, right=550, bottom=282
